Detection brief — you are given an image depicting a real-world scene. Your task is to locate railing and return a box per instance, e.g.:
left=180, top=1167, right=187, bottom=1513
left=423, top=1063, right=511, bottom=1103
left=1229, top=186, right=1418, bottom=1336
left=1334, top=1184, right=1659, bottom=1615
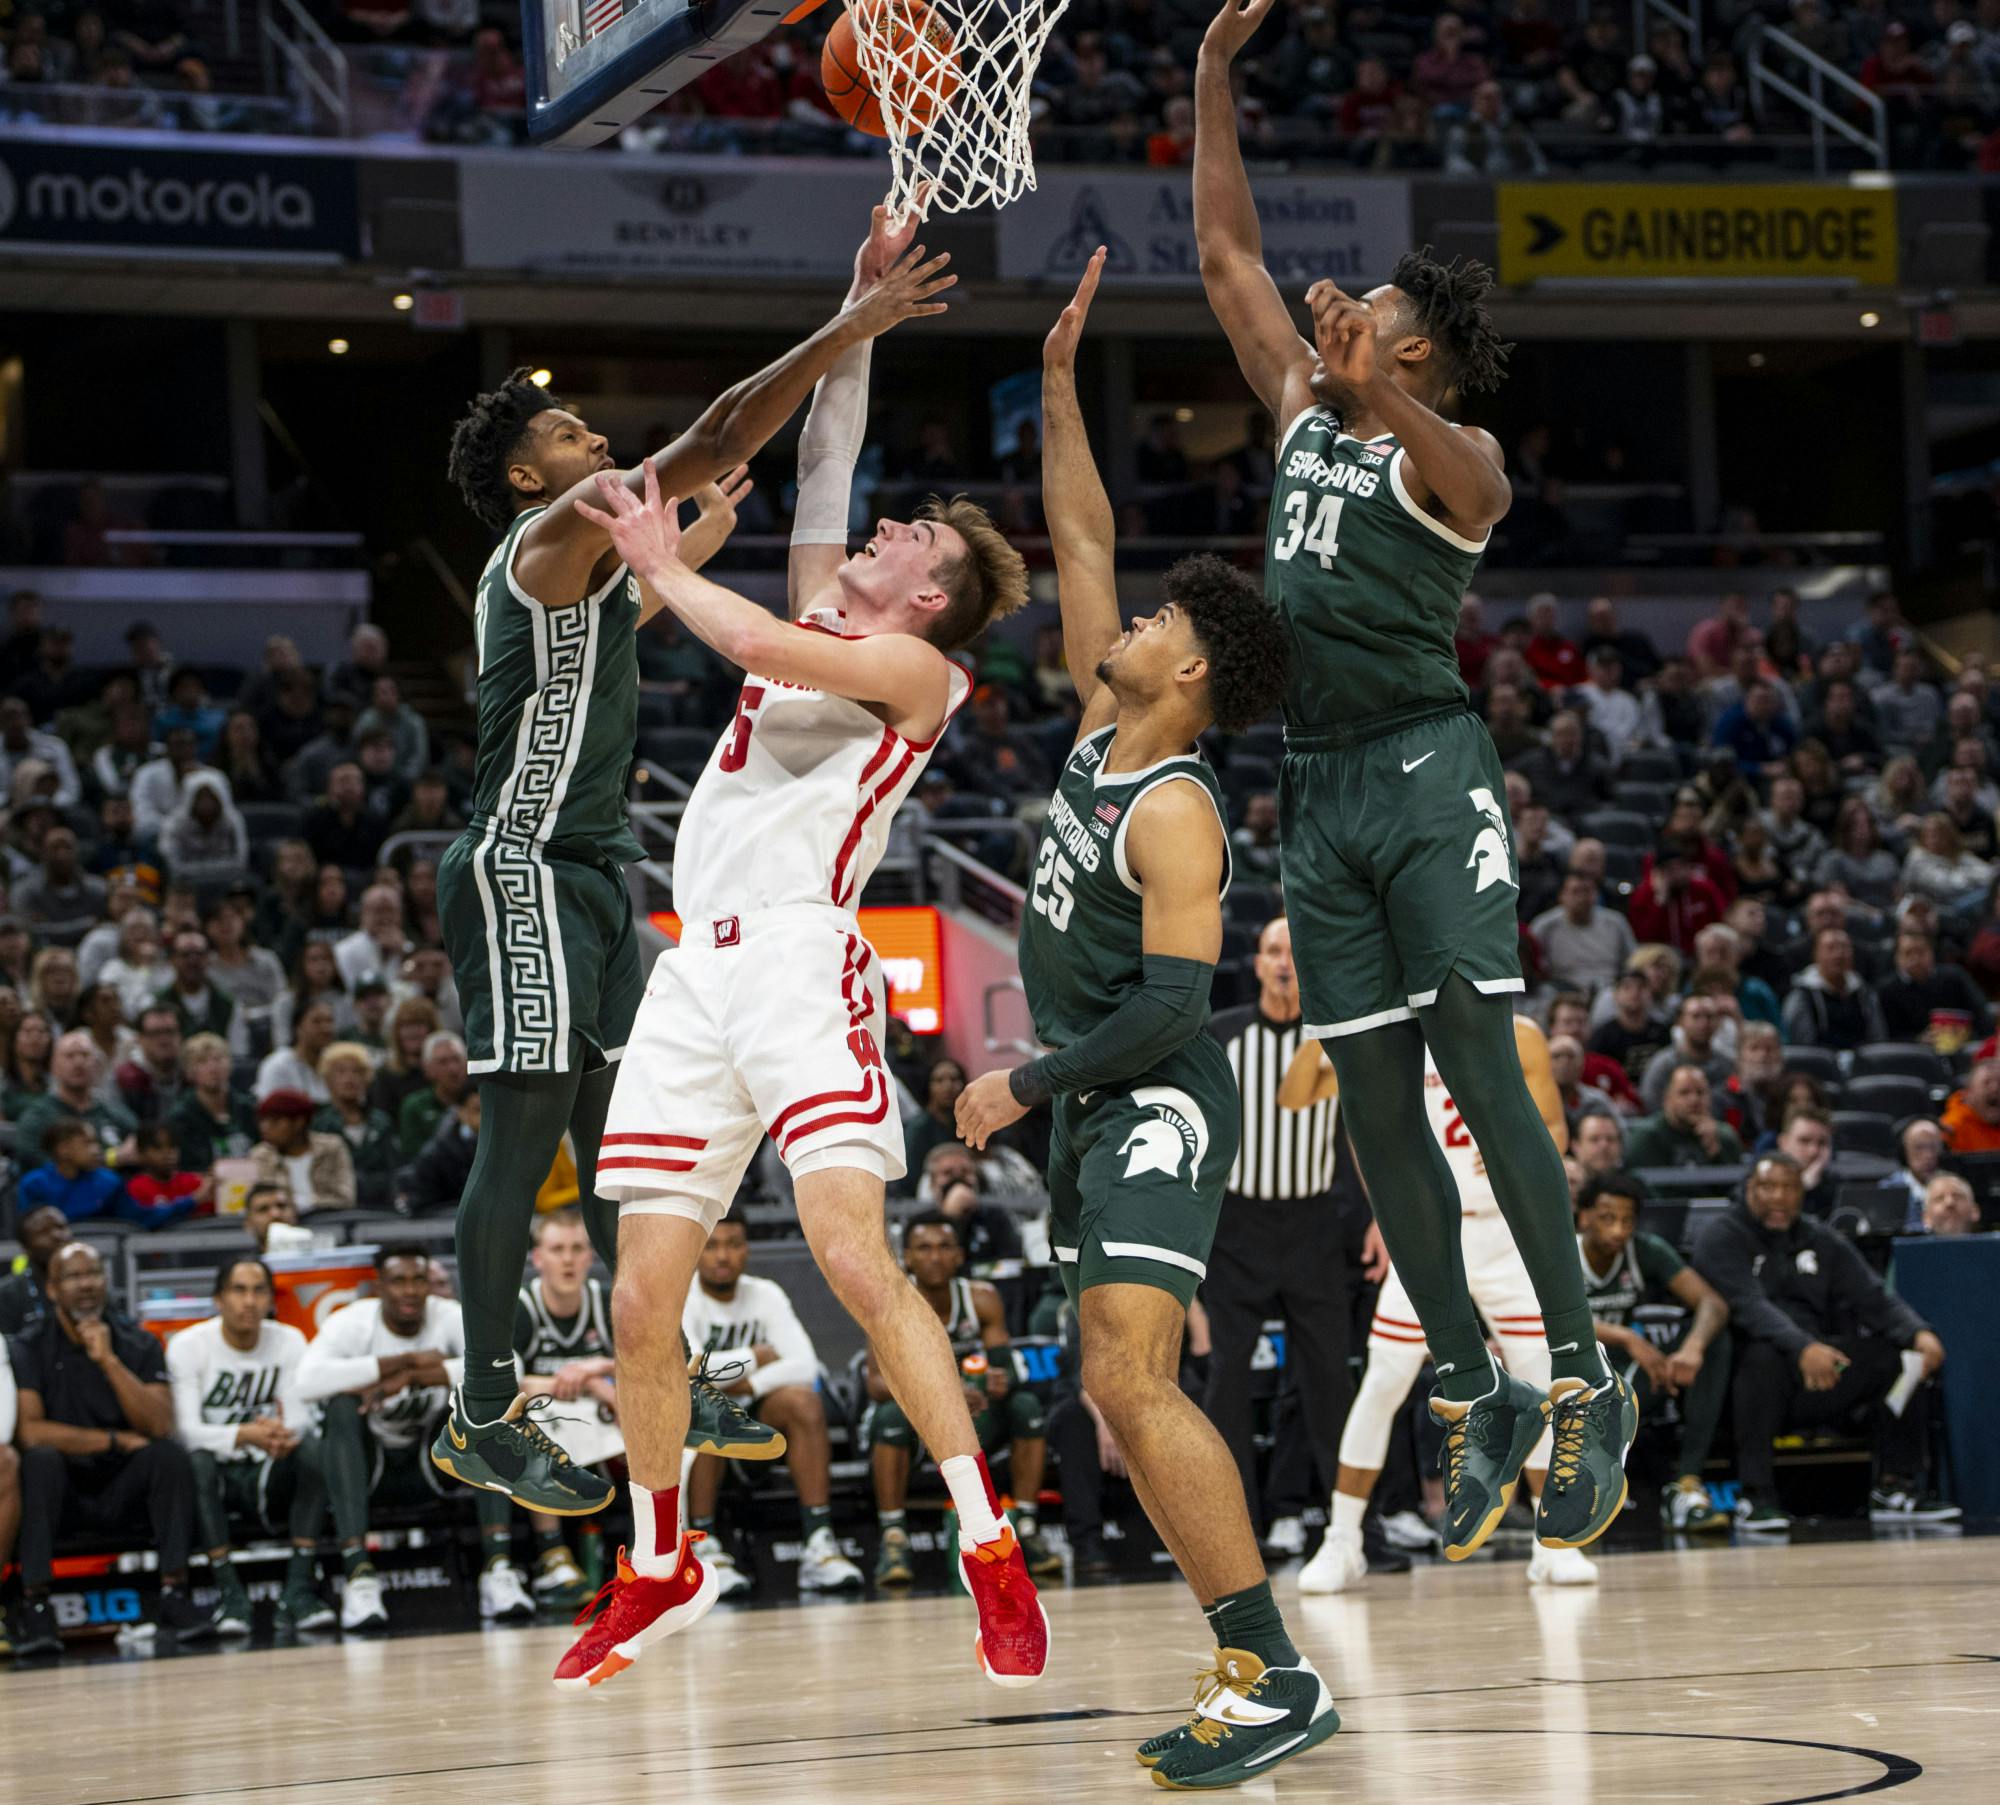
left=1746, top=22, right=1888, bottom=172
left=260, top=0, right=349, bottom=137
left=925, top=835, right=1028, bottom=932
left=1631, top=0, right=1701, bottom=57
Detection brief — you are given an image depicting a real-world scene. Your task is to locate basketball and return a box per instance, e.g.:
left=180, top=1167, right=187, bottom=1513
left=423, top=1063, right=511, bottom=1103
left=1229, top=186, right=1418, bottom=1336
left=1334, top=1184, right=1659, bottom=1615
left=821, top=0, right=960, bottom=139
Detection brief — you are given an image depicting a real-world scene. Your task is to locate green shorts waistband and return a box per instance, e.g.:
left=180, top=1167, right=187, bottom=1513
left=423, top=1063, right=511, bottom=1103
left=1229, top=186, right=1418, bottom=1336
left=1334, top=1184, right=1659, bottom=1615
left=1284, top=701, right=1470, bottom=752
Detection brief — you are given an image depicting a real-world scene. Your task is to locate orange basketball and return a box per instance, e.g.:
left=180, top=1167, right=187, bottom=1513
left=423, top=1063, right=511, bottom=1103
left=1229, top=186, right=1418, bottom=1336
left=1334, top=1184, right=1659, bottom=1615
left=821, top=0, right=960, bottom=139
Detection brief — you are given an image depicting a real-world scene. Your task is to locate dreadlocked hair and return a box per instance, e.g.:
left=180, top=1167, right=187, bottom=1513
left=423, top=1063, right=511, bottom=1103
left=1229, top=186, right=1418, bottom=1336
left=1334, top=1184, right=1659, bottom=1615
left=447, top=368, right=561, bottom=532
left=1167, top=554, right=1290, bottom=734
left=1390, top=246, right=1512, bottom=397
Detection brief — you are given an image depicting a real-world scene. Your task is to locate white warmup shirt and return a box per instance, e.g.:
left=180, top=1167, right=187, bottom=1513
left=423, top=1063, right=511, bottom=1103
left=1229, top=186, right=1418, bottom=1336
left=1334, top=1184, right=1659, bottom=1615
left=167, top=1317, right=312, bottom=1461
left=296, top=1296, right=466, bottom=1449
left=681, top=1274, right=819, bottom=1400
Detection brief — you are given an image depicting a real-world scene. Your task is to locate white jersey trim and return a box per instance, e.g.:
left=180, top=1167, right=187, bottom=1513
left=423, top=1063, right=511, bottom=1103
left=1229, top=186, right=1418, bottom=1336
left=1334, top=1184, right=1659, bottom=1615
left=1110, top=769, right=1232, bottom=900
left=1387, top=447, right=1490, bottom=554
left=1305, top=1003, right=1416, bottom=1039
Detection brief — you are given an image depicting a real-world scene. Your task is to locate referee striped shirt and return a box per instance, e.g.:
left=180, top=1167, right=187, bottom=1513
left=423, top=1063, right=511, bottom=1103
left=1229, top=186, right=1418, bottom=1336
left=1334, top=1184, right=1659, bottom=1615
left=1207, top=1005, right=1338, bottom=1200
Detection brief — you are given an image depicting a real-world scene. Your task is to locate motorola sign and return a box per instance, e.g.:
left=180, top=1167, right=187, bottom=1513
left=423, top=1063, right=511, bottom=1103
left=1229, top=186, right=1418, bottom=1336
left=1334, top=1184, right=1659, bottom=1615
left=0, top=139, right=360, bottom=257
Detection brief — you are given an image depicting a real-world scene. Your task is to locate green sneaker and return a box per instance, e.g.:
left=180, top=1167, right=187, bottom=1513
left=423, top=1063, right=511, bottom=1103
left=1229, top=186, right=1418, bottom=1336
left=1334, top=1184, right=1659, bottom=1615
left=1429, top=1368, right=1551, bottom=1561
left=686, top=1355, right=787, bottom=1460
left=431, top=1391, right=616, bottom=1515
left=276, top=1574, right=336, bottom=1633
left=1147, top=1648, right=1340, bottom=1790
left=1536, top=1371, right=1638, bottom=1549
left=1136, top=1663, right=1227, bottom=1768
left=1660, top=1476, right=1728, bottom=1535
left=212, top=1567, right=253, bottom=1638
left=874, top=1526, right=915, bottom=1587
left=1019, top=1527, right=1062, bottom=1578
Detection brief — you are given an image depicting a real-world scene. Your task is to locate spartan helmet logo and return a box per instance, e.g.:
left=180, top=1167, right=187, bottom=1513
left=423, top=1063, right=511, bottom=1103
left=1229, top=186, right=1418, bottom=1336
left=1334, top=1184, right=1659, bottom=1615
left=1117, top=1085, right=1211, bottom=1187
left=1465, top=786, right=1516, bottom=894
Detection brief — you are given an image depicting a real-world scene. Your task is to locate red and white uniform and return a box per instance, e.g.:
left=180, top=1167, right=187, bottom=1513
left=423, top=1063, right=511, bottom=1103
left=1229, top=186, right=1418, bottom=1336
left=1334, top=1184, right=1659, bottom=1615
left=601, top=611, right=970, bottom=1225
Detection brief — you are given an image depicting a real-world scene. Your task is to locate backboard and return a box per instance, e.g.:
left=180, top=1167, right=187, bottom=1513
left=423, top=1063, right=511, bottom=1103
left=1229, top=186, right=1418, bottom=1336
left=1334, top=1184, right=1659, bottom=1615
left=523, top=0, right=796, bottom=147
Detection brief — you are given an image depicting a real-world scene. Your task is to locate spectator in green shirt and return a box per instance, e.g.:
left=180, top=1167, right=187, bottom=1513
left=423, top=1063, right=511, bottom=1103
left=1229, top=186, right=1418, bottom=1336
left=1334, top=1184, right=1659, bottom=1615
left=1624, top=1065, right=1746, bottom=1169
left=398, top=1030, right=468, bottom=1158
left=166, top=1032, right=259, bottom=1172
left=13, top=1029, right=140, bottom=1171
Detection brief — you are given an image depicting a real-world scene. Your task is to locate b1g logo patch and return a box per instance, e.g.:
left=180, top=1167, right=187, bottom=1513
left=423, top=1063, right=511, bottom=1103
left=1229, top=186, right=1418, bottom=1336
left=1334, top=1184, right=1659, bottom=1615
left=1465, top=786, right=1517, bottom=895
left=1117, top=1086, right=1211, bottom=1189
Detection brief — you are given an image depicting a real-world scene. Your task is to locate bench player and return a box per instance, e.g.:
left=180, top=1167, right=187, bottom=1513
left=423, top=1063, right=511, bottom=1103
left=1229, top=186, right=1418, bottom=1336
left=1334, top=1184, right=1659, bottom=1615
left=1279, top=1019, right=1602, bottom=1590
left=1197, top=0, right=1633, bottom=1563
left=953, top=251, right=1335, bottom=1791
left=432, top=210, right=954, bottom=1521
left=546, top=253, right=1045, bottom=1691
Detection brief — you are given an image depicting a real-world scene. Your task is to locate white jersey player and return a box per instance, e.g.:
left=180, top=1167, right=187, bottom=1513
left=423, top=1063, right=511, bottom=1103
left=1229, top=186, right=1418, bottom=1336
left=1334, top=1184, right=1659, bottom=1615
left=169, top=1314, right=312, bottom=1463
left=1281, top=1018, right=1599, bottom=1592
left=545, top=205, right=1051, bottom=1696
left=297, top=1294, right=466, bottom=1450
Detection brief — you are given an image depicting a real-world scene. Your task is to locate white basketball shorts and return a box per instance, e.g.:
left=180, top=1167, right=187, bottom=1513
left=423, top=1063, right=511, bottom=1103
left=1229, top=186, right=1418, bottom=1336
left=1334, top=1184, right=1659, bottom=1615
left=1369, top=1209, right=1544, bottom=1357
left=597, top=904, right=907, bottom=1232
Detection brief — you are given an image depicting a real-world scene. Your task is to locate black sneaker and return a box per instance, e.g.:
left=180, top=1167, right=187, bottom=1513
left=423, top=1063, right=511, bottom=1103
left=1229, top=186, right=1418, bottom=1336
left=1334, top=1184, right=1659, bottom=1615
left=156, top=1586, right=221, bottom=1640
left=1868, top=1486, right=1962, bottom=1524
left=1735, top=1491, right=1792, bottom=1533
left=14, top=1598, right=62, bottom=1660
left=686, top=1354, right=787, bottom=1460
left=1361, top=1523, right=1413, bottom=1574
left=431, top=1390, right=617, bottom=1515
left=1069, top=1527, right=1113, bottom=1581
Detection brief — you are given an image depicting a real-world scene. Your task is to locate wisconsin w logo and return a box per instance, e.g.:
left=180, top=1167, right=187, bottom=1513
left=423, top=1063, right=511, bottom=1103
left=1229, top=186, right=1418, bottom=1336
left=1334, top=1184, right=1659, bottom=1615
left=1464, top=786, right=1516, bottom=894
left=1118, top=1086, right=1211, bottom=1188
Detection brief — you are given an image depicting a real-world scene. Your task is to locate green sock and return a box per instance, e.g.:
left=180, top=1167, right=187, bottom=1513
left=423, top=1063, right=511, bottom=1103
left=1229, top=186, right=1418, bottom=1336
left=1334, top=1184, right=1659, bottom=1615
left=878, top=1509, right=905, bottom=1530
left=1543, top=1309, right=1611, bottom=1387
left=801, top=1503, right=833, bottom=1539
left=341, top=1546, right=370, bottom=1581
left=1203, top=1581, right=1299, bottom=1669
left=482, top=1529, right=512, bottom=1566
left=534, top=1524, right=564, bottom=1556
left=286, top=1550, right=316, bottom=1588
left=1436, top=1347, right=1502, bottom=1406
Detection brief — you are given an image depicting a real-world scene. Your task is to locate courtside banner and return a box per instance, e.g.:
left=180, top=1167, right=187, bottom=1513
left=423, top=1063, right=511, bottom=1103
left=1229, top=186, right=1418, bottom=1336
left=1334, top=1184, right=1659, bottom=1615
left=997, top=170, right=1410, bottom=288
left=458, top=153, right=889, bottom=278
left=1497, top=182, right=1897, bottom=285
left=0, top=136, right=359, bottom=258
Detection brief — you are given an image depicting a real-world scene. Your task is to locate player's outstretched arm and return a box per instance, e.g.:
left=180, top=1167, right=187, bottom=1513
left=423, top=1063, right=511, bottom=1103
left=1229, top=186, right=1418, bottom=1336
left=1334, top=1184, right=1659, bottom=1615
left=1194, top=0, right=1315, bottom=421
left=1042, top=246, right=1121, bottom=739
left=1277, top=1038, right=1337, bottom=1110
left=517, top=243, right=955, bottom=607
left=577, top=465, right=954, bottom=742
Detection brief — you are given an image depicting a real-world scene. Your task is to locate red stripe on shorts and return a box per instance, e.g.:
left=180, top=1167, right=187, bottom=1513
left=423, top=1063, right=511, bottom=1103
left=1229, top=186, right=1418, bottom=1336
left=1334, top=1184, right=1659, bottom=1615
left=603, top=1133, right=708, bottom=1150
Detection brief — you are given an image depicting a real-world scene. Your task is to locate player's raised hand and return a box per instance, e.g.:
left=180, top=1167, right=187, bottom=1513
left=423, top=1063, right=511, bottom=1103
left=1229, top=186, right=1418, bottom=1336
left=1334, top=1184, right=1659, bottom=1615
left=1044, top=245, right=1107, bottom=370
left=852, top=183, right=935, bottom=294
left=1202, top=0, right=1277, bottom=64
left=576, top=461, right=686, bottom=583
left=956, top=1067, right=1027, bottom=1150
left=1307, top=279, right=1377, bottom=384
left=696, top=464, right=753, bottom=535
left=847, top=242, right=956, bottom=339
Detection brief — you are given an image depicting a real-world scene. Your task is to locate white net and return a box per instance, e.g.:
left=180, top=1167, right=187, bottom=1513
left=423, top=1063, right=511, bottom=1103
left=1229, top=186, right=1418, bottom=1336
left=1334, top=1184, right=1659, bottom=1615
left=844, top=0, right=1070, bottom=226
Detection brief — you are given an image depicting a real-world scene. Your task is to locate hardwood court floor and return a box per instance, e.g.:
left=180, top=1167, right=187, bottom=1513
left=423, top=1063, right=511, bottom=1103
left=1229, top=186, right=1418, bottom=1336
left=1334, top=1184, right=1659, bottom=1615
left=12, top=1537, right=1997, bottom=1805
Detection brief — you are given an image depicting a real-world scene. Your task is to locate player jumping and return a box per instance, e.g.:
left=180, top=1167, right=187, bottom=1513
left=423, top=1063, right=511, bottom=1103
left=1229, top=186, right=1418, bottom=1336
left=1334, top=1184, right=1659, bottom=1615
left=432, top=215, right=954, bottom=1522
left=546, top=212, right=1047, bottom=1695
left=1196, top=0, right=1633, bottom=1566
left=954, top=250, right=1334, bottom=1791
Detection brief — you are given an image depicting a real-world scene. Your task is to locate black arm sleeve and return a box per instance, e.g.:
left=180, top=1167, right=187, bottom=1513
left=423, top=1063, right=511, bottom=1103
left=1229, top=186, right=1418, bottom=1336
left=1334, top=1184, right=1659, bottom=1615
left=1009, top=955, right=1213, bottom=1109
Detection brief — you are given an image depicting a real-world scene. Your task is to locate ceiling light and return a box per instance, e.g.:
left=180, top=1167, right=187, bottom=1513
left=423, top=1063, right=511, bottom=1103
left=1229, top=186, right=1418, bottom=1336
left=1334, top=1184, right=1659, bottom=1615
left=391, top=293, right=414, bottom=312
left=328, top=338, right=349, bottom=355
left=1858, top=311, right=1881, bottom=329
left=1747, top=352, right=1766, bottom=368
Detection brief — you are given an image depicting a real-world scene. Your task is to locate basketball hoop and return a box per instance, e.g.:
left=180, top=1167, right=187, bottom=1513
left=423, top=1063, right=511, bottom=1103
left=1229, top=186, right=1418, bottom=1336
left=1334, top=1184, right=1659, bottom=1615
left=843, top=0, right=1070, bottom=227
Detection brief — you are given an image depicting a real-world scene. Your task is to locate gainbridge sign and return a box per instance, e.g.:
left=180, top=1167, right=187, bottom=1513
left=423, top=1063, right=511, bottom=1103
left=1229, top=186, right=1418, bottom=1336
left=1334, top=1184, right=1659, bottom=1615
left=1497, top=183, right=1898, bottom=285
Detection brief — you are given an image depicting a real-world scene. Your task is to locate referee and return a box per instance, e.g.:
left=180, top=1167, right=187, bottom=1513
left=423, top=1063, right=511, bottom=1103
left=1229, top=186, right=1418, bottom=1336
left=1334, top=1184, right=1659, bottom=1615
left=1202, top=914, right=1353, bottom=1535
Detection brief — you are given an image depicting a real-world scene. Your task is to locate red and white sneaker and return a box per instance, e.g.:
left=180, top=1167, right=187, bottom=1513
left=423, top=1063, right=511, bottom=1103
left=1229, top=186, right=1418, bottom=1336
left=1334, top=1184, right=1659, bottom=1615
left=551, top=1532, right=718, bottom=1693
left=959, top=1525, right=1049, bottom=1688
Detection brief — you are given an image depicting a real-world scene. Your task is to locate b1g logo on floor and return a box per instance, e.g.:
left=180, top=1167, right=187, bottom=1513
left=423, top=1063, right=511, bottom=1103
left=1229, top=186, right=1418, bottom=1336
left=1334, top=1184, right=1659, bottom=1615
left=1465, top=787, right=1516, bottom=894
left=1118, top=1086, right=1210, bottom=1188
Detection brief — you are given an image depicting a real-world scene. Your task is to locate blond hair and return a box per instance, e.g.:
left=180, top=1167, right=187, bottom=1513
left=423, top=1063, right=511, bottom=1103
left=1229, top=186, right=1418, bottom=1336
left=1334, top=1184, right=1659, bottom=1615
left=318, top=1040, right=376, bottom=1078
left=918, top=494, right=1028, bottom=652
left=179, top=1031, right=230, bottom=1077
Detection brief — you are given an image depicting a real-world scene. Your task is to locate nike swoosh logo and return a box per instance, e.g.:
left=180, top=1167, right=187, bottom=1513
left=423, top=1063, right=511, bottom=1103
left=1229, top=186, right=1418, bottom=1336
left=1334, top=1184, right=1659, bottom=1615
left=1402, top=751, right=1437, bottom=772
left=1079, top=1092, right=1095, bottom=1106
left=448, top=1421, right=467, bottom=1450
left=1549, top=1341, right=1579, bottom=1355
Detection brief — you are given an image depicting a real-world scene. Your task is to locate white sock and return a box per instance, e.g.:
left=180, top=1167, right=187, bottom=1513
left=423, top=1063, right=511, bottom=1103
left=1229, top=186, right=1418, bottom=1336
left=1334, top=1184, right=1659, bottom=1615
left=940, top=1455, right=1006, bottom=1546
left=1331, top=1492, right=1367, bottom=1537
left=628, top=1483, right=680, bottom=1579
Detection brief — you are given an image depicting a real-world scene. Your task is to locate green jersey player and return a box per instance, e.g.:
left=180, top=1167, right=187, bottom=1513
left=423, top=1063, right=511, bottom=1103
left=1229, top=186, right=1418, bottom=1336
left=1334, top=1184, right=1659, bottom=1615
left=953, top=251, right=1334, bottom=1792
left=1196, top=0, right=1633, bottom=1574
left=429, top=218, right=957, bottom=1517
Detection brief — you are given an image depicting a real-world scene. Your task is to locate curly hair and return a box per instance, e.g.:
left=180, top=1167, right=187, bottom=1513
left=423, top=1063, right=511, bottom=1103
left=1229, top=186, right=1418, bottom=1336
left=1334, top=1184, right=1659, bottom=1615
left=1167, top=554, right=1290, bottom=734
left=1390, top=246, right=1512, bottom=396
left=447, top=368, right=560, bottom=532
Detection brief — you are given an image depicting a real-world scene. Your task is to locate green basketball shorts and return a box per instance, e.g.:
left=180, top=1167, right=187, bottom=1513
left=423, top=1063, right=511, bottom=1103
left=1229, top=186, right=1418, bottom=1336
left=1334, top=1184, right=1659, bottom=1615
left=1048, top=1037, right=1239, bottom=1309
left=1280, top=704, right=1525, bottom=1040
left=440, top=828, right=644, bottom=1077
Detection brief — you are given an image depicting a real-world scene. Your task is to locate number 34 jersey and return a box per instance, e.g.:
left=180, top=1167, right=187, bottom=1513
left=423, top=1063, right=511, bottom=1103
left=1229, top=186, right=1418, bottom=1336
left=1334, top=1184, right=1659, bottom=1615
left=1018, top=724, right=1231, bottom=1050
left=670, top=609, right=971, bottom=923
left=1265, top=405, right=1486, bottom=733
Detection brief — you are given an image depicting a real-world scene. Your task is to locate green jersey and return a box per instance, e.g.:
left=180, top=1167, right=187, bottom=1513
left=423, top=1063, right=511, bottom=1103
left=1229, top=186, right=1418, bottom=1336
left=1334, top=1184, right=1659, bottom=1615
left=468, top=506, right=644, bottom=862
left=1019, top=724, right=1230, bottom=1049
left=1265, top=404, right=1486, bottom=732
left=1579, top=1231, right=1685, bottom=1330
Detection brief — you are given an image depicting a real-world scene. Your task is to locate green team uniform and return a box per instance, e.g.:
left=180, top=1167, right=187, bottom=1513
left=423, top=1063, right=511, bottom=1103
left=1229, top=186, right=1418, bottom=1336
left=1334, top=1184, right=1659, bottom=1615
left=861, top=1275, right=1043, bottom=1457
left=1267, top=404, right=1521, bottom=1038
left=1019, top=725, right=1238, bottom=1308
left=1579, top=1231, right=1686, bottom=1330
left=439, top=505, right=646, bottom=1076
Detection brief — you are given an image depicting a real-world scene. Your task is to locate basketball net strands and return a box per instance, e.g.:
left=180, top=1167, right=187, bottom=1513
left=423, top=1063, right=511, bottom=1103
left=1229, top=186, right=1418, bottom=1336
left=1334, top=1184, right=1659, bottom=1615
left=845, top=0, right=1071, bottom=227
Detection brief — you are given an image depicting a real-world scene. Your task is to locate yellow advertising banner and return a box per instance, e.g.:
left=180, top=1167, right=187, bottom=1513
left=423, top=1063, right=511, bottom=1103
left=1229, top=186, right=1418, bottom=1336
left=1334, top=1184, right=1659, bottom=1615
left=1497, top=183, right=1898, bottom=285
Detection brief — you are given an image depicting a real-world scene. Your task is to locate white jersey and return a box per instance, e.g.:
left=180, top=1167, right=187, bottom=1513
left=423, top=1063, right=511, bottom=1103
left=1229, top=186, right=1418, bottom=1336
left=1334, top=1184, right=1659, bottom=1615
left=671, top=610, right=970, bottom=920
left=681, top=1274, right=818, bottom=1402
left=295, top=1296, right=465, bottom=1451
left=1423, top=1048, right=1498, bottom=1214
left=167, top=1318, right=312, bottom=1462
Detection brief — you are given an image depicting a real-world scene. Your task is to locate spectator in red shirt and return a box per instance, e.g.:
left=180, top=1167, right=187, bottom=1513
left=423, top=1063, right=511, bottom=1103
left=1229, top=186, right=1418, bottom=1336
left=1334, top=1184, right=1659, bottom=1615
left=125, top=1120, right=208, bottom=1218
left=700, top=45, right=784, bottom=117
left=1412, top=11, right=1490, bottom=111
left=1628, top=837, right=1729, bottom=953
left=1686, top=592, right=1751, bottom=677
left=470, top=27, right=524, bottom=114
left=1499, top=0, right=1566, bottom=77
left=1861, top=21, right=1934, bottom=97
left=1148, top=95, right=1196, bottom=165
left=1522, top=593, right=1585, bottom=689
left=1338, top=55, right=1401, bottom=143
left=1455, top=593, right=1497, bottom=686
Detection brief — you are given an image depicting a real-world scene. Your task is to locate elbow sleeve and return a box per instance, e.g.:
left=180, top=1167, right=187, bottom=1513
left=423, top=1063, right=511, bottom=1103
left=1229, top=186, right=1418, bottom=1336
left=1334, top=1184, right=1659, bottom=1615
left=792, top=336, right=872, bottom=547
left=1011, top=955, right=1213, bottom=1108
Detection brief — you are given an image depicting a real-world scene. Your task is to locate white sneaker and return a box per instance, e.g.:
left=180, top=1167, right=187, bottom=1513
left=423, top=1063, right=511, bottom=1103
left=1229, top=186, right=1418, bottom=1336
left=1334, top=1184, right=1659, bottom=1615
left=1263, top=1516, right=1307, bottom=1558
left=797, top=1525, right=865, bottom=1592
left=479, top=1562, right=536, bottom=1622
left=1297, top=1527, right=1368, bottom=1595
left=1380, top=1509, right=1440, bottom=1552
left=708, top=1542, right=753, bottom=1600
left=532, top=1547, right=586, bottom=1597
left=340, top=1569, right=389, bottom=1633
left=1527, top=1544, right=1599, bottom=1587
